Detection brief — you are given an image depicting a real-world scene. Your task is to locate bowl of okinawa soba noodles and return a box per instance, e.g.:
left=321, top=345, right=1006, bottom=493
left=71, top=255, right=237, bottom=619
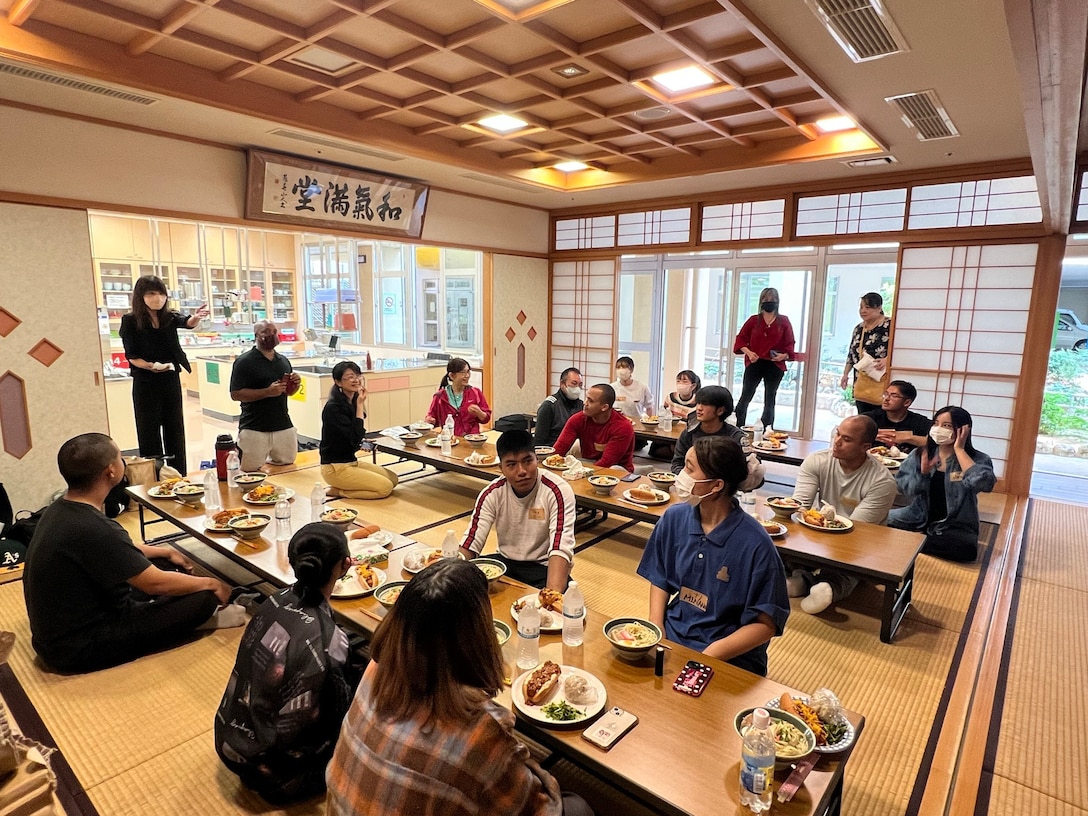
left=603, top=617, right=662, bottom=661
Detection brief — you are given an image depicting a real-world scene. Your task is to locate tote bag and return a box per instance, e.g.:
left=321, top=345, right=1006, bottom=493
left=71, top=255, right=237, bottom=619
left=853, top=336, right=888, bottom=404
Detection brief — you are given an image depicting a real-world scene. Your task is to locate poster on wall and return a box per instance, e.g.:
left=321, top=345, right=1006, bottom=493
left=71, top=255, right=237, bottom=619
left=244, top=149, right=429, bottom=238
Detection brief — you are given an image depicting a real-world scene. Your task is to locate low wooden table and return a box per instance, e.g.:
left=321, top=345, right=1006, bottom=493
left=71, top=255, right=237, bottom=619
left=758, top=498, right=925, bottom=643
left=750, top=437, right=830, bottom=467
left=127, top=481, right=865, bottom=815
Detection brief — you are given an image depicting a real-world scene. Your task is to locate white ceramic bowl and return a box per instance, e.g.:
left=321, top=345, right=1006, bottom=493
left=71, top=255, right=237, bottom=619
left=588, top=475, right=619, bottom=495
left=603, top=617, right=662, bottom=661
left=464, top=433, right=488, bottom=447
left=228, top=513, right=271, bottom=540
left=320, top=507, right=359, bottom=529
left=172, top=484, right=205, bottom=504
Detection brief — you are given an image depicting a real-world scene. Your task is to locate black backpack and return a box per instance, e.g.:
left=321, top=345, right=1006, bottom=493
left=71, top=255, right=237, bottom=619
left=493, top=414, right=531, bottom=433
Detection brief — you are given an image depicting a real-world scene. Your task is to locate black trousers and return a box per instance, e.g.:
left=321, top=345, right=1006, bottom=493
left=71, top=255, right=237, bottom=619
left=132, top=372, right=187, bottom=475
left=734, top=359, right=786, bottom=428
left=43, top=590, right=219, bottom=673
left=492, top=554, right=571, bottom=591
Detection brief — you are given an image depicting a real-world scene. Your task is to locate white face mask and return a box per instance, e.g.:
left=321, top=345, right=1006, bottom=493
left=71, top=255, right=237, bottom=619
left=563, top=386, right=582, bottom=400
left=929, top=426, right=954, bottom=445
left=616, top=368, right=632, bottom=382
left=674, top=470, right=721, bottom=507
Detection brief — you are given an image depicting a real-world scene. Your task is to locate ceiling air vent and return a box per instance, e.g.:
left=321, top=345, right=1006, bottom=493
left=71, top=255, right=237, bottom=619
left=268, top=129, right=406, bottom=162
left=805, top=0, right=908, bottom=62
left=885, top=90, right=959, bottom=140
left=844, top=155, right=898, bottom=167
left=0, top=59, right=159, bottom=105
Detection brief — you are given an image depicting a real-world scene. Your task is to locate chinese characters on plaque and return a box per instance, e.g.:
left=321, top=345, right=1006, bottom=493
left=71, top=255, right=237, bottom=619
left=245, top=149, right=428, bottom=238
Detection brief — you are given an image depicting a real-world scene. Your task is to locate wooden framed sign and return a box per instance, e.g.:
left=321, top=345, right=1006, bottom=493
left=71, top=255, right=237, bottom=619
left=245, top=149, right=428, bottom=238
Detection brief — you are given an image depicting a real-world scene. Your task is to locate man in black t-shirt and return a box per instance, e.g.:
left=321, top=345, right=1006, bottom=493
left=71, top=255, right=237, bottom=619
left=533, top=367, right=584, bottom=448
left=24, top=433, right=232, bottom=672
left=230, top=320, right=301, bottom=472
left=862, top=380, right=932, bottom=451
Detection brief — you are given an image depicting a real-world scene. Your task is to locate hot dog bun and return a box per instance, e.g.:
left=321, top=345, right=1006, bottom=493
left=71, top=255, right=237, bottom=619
left=349, top=524, right=382, bottom=539
left=628, top=487, right=659, bottom=502
left=524, top=661, right=562, bottom=705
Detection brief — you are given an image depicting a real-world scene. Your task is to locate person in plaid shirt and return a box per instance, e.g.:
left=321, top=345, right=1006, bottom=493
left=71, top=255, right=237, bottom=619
left=325, top=559, right=592, bottom=816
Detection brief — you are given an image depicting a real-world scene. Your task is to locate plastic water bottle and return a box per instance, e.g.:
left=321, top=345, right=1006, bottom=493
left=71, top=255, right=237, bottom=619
left=225, top=449, right=240, bottom=486
left=516, top=603, right=540, bottom=670
left=440, top=417, right=453, bottom=457
left=309, top=482, right=325, bottom=522
left=562, top=580, right=584, bottom=647
left=441, top=529, right=459, bottom=559
left=739, top=707, right=776, bottom=812
left=203, top=469, right=221, bottom=516
left=275, top=498, right=292, bottom=544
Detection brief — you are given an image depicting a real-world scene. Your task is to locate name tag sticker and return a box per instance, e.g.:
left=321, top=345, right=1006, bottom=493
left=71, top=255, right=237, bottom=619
left=528, top=507, right=546, bottom=521
left=616, top=395, right=627, bottom=401
left=950, top=471, right=964, bottom=482
left=679, top=586, right=708, bottom=612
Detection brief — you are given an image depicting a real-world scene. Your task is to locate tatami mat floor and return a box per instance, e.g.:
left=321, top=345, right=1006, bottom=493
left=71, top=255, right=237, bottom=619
left=982, top=499, right=1088, bottom=816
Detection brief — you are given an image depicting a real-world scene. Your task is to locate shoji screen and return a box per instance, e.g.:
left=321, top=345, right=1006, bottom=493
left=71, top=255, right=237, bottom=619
left=550, top=259, right=616, bottom=386
left=893, top=243, right=1038, bottom=479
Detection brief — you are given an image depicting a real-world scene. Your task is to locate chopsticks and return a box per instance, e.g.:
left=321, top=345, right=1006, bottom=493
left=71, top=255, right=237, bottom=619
left=619, top=497, right=650, bottom=510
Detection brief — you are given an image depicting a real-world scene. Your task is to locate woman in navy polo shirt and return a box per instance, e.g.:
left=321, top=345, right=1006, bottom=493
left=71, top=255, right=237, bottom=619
left=637, top=436, right=789, bottom=676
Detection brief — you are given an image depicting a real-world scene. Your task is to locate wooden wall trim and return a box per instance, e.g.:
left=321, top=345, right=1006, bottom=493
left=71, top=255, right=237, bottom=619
left=549, top=159, right=1036, bottom=218
left=915, top=494, right=1029, bottom=815
left=0, top=190, right=549, bottom=259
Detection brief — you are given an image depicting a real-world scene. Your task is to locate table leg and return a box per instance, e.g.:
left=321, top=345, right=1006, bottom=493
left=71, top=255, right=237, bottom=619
left=880, top=562, right=916, bottom=643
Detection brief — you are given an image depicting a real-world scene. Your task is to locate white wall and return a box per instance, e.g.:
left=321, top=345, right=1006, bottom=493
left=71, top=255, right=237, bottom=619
left=0, top=202, right=107, bottom=512
left=0, top=106, right=548, bottom=254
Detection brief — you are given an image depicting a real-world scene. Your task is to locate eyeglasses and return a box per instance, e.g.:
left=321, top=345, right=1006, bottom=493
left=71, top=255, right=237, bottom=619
left=882, top=392, right=904, bottom=400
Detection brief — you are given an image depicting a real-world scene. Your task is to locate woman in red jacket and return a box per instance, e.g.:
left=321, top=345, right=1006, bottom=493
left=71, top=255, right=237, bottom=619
left=732, top=287, right=795, bottom=430
left=425, top=358, right=492, bottom=436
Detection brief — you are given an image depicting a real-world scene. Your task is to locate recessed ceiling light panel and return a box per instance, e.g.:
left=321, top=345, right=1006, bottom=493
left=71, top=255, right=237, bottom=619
left=478, top=114, right=529, bottom=133
left=552, top=64, right=588, bottom=78
left=287, top=46, right=359, bottom=77
left=652, top=66, right=714, bottom=94
left=815, top=115, right=855, bottom=133
left=554, top=161, right=589, bottom=172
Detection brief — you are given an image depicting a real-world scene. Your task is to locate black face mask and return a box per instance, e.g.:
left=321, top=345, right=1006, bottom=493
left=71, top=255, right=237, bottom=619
left=761, top=301, right=777, bottom=313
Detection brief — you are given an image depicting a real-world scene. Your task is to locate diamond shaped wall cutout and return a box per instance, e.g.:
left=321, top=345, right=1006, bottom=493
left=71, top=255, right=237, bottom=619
left=505, top=327, right=516, bottom=342
left=527, top=326, right=538, bottom=341
left=516, top=310, right=527, bottom=325
left=0, top=308, right=21, bottom=337
left=28, top=339, right=63, bottom=367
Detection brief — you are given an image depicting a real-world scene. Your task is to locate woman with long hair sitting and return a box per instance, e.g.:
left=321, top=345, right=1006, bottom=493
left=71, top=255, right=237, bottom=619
left=889, top=406, right=995, bottom=563
left=326, top=558, right=592, bottom=816
left=425, top=357, right=491, bottom=436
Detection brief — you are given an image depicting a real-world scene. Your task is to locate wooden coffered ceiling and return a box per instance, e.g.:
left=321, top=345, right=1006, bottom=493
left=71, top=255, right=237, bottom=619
left=0, top=0, right=883, bottom=191
left=0, top=0, right=1080, bottom=220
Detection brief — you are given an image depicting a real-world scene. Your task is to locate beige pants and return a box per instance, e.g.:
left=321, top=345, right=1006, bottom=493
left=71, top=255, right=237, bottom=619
left=321, top=461, right=398, bottom=500
left=238, top=427, right=298, bottom=472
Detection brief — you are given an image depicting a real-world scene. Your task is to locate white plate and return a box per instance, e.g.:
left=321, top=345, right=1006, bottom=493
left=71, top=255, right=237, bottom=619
left=765, top=696, right=856, bottom=753
left=753, top=440, right=786, bottom=452
left=242, top=486, right=296, bottom=506
left=541, top=457, right=570, bottom=470
left=465, top=454, right=500, bottom=468
left=510, top=594, right=584, bottom=632
left=409, top=422, right=434, bottom=431
left=357, top=530, right=394, bottom=548
left=535, top=446, right=556, bottom=457
left=792, top=512, right=854, bottom=533
left=401, top=547, right=464, bottom=573
left=233, top=473, right=267, bottom=486
left=332, top=566, right=386, bottom=598
left=425, top=437, right=459, bottom=447
left=880, top=457, right=902, bottom=469
left=622, top=488, right=670, bottom=506
left=512, top=666, right=606, bottom=725
left=758, top=520, right=787, bottom=538
left=148, top=485, right=181, bottom=498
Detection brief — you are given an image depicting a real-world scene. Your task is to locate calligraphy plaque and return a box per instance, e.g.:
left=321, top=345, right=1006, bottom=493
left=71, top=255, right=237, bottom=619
left=245, top=149, right=428, bottom=238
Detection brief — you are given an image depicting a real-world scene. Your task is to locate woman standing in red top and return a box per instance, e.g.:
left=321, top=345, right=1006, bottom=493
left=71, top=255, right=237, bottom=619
left=732, top=287, right=795, bottom=429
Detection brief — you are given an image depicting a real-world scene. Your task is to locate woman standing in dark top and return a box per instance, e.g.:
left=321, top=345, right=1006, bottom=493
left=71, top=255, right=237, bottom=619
left=320, top=361, right=398, bottom=499
left=119, top=275, right=207, bottom=475
left=840, top=292, right=891, bottom=414
left=215, top=522, right=357, bottom=803
left=732, top=287, right=795, bottom=430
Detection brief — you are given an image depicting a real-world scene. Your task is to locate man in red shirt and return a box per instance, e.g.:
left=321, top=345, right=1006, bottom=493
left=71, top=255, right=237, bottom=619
left=553, top=383, right=636, bottom=472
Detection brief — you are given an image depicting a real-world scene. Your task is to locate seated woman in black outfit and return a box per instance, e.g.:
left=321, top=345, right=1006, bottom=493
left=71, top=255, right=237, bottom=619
left=320, top=361, right=398, bottom=499
left=215, top=522, right=358, bottom=803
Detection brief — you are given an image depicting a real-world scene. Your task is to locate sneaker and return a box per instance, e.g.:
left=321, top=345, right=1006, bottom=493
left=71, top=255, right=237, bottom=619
left=786, top=569, right=810, bottom=598
left=801, top=582, right=834, bottom=615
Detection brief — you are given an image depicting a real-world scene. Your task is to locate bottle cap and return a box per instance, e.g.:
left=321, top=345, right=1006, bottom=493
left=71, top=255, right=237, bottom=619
left=654, top=645, right=665, bottom=676
left=752, top=708, right=771, bottom=729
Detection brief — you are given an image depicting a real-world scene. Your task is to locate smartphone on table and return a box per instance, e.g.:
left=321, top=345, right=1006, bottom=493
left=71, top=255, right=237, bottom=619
left=620, top=472, right=641, bottom=482
left=582, top=707, right=639, bottom=750
left=673, top=660, right=714, bottom=697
